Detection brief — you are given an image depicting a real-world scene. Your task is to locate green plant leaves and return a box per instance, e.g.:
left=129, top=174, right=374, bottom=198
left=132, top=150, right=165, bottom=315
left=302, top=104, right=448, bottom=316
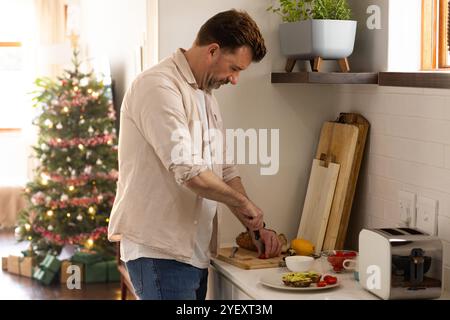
left=267, top=0, right=352, bottom=22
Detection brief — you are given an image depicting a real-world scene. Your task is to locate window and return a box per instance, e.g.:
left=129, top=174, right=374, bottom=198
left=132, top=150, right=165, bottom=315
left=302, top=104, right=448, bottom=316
left=0, top=42, right=25, bottom=130
left=422, top=0, right=450, bottom=69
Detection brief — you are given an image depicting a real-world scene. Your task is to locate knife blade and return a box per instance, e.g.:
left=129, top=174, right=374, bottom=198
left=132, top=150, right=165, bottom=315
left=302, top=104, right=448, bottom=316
left=248, top=228, right=265, bottom=257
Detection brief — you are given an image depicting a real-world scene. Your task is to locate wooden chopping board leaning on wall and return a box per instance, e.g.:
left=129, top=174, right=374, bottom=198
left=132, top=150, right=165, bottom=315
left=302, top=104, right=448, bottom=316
left=297, top=113, right=369, bottom=252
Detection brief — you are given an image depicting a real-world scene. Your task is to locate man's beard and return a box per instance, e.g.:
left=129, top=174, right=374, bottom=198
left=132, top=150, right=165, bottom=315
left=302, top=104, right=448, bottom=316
left=204, top=74, right=229, bottom=92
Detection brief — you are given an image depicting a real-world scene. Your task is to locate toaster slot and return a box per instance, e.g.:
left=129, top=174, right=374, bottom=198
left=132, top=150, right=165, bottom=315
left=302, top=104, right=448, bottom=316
left=380, top=228, right=405, bottom=236
left=397, top=228, right=426, bottom=235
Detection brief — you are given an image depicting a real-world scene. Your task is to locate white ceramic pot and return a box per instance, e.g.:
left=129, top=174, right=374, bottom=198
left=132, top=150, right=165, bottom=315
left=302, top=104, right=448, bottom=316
left=279, top=19, right=357, bottom=60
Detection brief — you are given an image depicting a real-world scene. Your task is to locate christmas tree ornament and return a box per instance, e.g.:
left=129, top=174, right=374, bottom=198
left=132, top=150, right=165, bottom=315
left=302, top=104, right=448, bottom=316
left=14, top=226, right=23, bottom=240
left=84, top=165, right=92, bottom=175
left=80, top=77, right=89, bottom=87
left=63, top=106, right=69, bottom=113
left=79, top=118, right=85, bottom=125
left=46, top=210, right=54, bottom=217
left=66, top=213, right=71, bottom=218
left=40, top=143, right=49, bottom=151
left=24, top=223, right=31, bottom=231
left=66, top=156, right=71, bottom=162
left=44, top=119, right=54, bottom=128
left=88, top=126, right=94, bottom=134
left=76, top=214, right=83, bottom=221
left=60, top=194, right=69, bottom=202
left=78, top=144, right=85, bottom=151
left=88, top=206, right=96, bottom=215
left=47, top=225, right=54, bottom=231
left=96, top=159, right=103, bottom=166
left=68, top=185, right=75, bottom=192
left=56, top=123, right=63, bottom=130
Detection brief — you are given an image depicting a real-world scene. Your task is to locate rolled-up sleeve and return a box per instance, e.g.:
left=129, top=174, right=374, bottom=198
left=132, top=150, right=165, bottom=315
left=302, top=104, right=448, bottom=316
left=131, top=76, right=208, bottom=185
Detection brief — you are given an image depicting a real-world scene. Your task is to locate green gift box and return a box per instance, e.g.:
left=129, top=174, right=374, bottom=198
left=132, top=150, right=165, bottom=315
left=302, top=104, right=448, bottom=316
left=71, top=251, right=104, bottom=265
left=84, top=261, right=108, bottom=283
left=106, top=260, right=120, bottom=283
left=33, top=267, right=56, bottom=286
left=39, top=255, right=61, bottom=273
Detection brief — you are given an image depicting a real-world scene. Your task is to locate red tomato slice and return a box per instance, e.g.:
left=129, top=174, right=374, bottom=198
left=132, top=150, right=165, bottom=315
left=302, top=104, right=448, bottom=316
left=317, top=281, right=327, bottom=287
left=325, top=276, right=337, bottom=285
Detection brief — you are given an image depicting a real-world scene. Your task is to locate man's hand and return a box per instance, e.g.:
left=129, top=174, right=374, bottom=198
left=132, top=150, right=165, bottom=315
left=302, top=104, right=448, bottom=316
left=256, top=228, right=282, bottom=259
left=229, top=198, right=264, bottom=231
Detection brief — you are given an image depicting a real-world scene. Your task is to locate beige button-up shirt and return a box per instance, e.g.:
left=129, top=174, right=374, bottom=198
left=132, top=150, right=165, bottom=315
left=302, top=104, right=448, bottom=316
left=108, top=49, right=239, bottom=261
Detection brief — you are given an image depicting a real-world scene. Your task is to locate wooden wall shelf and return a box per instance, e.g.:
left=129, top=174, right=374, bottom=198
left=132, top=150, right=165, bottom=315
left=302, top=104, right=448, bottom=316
left=271, top=71, right=450, bottom=89
left=378, top=72, right=450, bottom=89
left=271, top=72, right=379, bottom=85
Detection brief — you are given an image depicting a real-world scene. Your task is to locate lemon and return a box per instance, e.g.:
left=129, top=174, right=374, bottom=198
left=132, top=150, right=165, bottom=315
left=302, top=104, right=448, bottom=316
left=290, top=238, right=315, bottom=256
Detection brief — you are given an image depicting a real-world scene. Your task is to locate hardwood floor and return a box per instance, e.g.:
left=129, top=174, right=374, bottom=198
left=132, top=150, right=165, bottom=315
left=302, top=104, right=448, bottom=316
left=0, top=229, right=123, bottom=300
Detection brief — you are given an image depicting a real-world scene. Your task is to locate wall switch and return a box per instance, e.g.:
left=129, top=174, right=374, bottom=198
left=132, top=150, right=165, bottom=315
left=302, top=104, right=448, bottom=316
left=398, top=191, right=417, bottom=227
left=416, top=196, right=438, bottom=235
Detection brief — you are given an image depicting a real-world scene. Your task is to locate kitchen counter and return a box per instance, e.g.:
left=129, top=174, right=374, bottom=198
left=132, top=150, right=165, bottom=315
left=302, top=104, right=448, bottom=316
left=210, top=258, right=450, bottom=300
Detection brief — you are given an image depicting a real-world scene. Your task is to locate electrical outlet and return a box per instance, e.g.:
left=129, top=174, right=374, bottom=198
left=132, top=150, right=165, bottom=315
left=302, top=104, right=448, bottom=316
left=398, top=191, right=417, bottom=227
left=416, top=196, right=438, bottom=236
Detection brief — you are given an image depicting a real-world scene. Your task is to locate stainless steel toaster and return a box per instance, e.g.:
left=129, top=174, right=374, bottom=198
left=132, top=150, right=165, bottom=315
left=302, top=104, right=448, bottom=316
left=359, top=228, right=443, bottom=300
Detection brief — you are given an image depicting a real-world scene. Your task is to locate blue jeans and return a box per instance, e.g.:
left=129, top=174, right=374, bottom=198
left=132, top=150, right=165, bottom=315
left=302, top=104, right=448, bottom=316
left=125, top=257, right=209, bottom=300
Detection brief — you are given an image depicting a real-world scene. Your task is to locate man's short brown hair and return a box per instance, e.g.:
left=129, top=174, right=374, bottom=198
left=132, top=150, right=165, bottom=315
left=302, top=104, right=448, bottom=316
left=195, top=9, right=267, bottom=62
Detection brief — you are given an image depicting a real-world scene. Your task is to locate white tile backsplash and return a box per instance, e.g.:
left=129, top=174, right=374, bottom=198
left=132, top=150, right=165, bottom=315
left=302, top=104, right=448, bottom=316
left=385, top=116, right=450, bottom=145
left=445, top=146, right=450, bottom=169
left=369, top=135, right=445, bottom=167
left=438, top=216, right=450, bottom=242
left=336, top=86, right=450, bottom=292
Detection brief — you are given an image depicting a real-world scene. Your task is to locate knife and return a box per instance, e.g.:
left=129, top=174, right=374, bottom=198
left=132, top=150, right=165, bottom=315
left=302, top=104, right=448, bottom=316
left=248, top=228, right=265, bottom=258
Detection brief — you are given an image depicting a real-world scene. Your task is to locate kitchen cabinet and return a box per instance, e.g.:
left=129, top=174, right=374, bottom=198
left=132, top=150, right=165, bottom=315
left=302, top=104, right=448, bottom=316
left=207, top=265, right=253, bottom=300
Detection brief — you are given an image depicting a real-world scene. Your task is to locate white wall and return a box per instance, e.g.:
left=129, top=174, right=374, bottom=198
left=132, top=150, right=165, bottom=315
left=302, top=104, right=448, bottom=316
left=79, top=0, right=148, bottom=104
left=348, top=0, right=421, bottom=72
left=159, top=0, right=339, bottom=244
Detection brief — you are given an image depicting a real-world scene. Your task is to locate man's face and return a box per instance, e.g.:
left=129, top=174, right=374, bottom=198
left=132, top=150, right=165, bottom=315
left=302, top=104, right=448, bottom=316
left=204, top=45, right=253, bottom=92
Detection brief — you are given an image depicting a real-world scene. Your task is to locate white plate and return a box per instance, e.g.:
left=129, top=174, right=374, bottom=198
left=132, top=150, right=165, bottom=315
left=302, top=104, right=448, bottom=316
left=260, top=273, right=340, bottom=291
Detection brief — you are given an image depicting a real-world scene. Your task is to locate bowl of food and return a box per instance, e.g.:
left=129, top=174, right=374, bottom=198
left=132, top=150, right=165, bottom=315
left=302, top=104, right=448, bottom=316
left=320, top=250, right=358, bottom=273
left=285, top=255, right=314, bottom=272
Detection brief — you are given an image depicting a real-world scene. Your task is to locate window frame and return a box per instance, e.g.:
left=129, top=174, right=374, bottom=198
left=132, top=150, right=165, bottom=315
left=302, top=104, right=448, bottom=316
left=0, top=41, right=23, bottom=131
left=438, top=0, right=450, bottom=68
left=422, top=0, right=450, bottom=70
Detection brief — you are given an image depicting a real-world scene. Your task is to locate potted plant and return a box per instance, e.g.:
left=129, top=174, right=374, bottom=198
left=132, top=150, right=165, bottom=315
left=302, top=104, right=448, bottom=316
left=268, top=0, right=357, bottom=72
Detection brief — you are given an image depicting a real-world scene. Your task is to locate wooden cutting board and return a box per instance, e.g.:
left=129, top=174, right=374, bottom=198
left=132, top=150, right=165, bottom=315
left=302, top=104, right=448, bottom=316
left=317, top=113, right=369, bottom=250
left=217, top=247, right=284, bottom=270
left=297, top=158, right=340, bottom=255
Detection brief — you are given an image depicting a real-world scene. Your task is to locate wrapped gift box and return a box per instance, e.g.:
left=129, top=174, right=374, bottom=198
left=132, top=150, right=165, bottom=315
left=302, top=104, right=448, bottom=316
left=60, top=260, right=84, bottom=284
left=84, top=261, right=108, bottom=283
left=1, top=257, right=7, bottom=271
left=39, top=254, right=61, bottom=273
left=33, top=267, right=56, bottom=286
left=107, top=260, right=120, bottom=282
left=71, top=251, right=105, bottom=265
left=6, top=255, right=35, bottom=278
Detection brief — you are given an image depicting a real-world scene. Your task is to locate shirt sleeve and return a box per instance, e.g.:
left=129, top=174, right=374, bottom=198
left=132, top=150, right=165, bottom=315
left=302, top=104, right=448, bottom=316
left=221, top=128, right=240, bottom=183
left=130, top=75, right=208, bottom=185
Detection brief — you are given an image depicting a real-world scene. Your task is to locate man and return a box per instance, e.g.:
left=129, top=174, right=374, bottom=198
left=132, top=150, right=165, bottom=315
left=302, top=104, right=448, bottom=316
left=108, top=9, right=282, bottom=300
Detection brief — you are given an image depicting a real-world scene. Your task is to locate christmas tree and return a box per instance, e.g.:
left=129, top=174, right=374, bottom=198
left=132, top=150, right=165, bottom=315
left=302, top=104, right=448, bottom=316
left=16, top=50, right=118, bottom=259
